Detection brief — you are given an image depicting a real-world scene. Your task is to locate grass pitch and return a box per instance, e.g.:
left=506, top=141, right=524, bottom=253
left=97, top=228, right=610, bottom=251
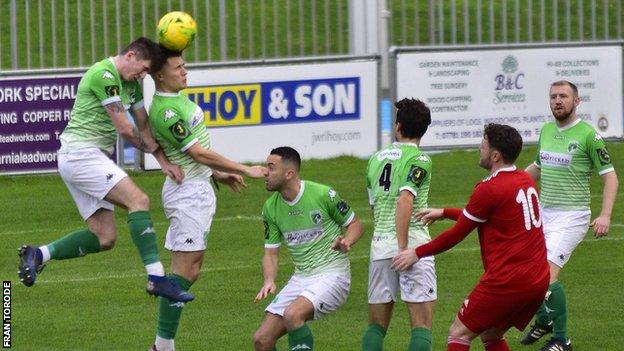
left=1, top=143, right=622, bottom=350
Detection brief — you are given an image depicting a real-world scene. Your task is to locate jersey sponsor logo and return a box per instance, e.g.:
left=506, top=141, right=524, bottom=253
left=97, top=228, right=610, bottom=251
left=310, top=210, right=323, bottom=225
left=104, top=85, right=120, bottom=97
left=284, top=228, right=324, bottom=245
left=539, top=151, right=571, bottom=167
left=164, top=109, right=177, bottom=121
left=377, top=149, right=402, bottom=160
left=567, top=141, right=579, bottom=153
left=169, top=121, right=190, bottom=141
left=102, top=71, right=114, bottom=80
left=407, top=165, right=427, bottom=186
left=336, top=200, right=350, bottom=215
left=597, top=148, right=611, bottom=165
left=288, top=209, right=303, bottom=216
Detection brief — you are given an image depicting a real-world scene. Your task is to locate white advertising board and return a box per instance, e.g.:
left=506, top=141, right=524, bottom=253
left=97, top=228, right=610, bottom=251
left=144, top=59, right=378, bottom=169
left=395, top=45, right=623, bottom=148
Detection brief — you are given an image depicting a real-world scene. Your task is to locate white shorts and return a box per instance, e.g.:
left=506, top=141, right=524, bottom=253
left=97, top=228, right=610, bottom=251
left=57, top=148, right=127, bottom=220
left=265, top=272, right=350, bottom=320
left=542, top=208, right=590, bottom=268
left=368, top=257, right=437, bottom=304
left=162, top=177, right=216, bottom=252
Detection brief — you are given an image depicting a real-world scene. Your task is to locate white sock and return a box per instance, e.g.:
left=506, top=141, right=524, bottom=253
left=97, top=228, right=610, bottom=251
left=39, top=245, right=51, bottom=263
left=155, top=335, right=175, bottom=351
left=146, top=262, right=165, bottom=276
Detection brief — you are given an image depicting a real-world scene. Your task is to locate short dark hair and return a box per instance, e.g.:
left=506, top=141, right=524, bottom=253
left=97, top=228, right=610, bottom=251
left=149, top=45, right=182, bottom=75
left=483, top=123, right=523, bottom=164
left=120, top=37, right=161, bottom=61
left=551, top=80, right=578, bottom=96
left=395, top=98, right=431, bottom=139
left=270, top=146, right=301, bottom=171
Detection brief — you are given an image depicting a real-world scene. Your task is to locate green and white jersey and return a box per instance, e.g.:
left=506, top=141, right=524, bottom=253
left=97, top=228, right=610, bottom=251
left=149, top=91, right=212, bottom=180
left=535, top=119, right=614, bottom=210
left=60, top=58, right=143, bottom=155
left=366, top=142, right=432, bottom=261
left=262, top=181, right=355, bottom=276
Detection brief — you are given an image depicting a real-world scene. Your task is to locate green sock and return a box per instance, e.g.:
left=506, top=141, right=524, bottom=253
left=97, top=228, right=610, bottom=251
left=534, top=301, right=551, bottom=327
left=408, top=327, right=431, bottom=351
left=547, top=281, right=568, bottom=340
left=288, top=324, right=313, bottom=351
left=127, top=211, right=160, bottom=265
left=157, top=274, right=193, bottom=339
left=362, top=323, right=386, bottom=351
left=48, top=229, right=101, bottom=260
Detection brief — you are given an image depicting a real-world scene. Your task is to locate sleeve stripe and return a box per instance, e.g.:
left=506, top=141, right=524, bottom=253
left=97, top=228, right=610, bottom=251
left=341, top=212, right=355, bottom=227
left=399, top=186, right=418, bottom=197
left=264, top=243, right=281, bottom=249
left=462, top=209, right=486, bottom=223
left=598, top=167, right=615, bottom=176
left=101, top=96, right=122, bottom=106
left=367, top=188, right=374, bottom=206
left=130, top=100, right=144, bottom=111
left=180, top=138, right=199, bottom=152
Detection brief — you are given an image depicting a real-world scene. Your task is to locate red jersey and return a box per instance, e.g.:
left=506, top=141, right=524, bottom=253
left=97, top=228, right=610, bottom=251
left=417, top=166, right=549, bottom=293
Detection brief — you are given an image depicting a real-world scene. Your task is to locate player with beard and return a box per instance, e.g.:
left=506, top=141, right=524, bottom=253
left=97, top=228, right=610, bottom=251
left=520, top=80, right=618, bottom=351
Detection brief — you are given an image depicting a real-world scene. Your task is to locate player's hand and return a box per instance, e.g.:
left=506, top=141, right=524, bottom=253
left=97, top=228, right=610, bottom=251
left=245, top=165, right=268, bottom=179
left=254, top=282, right=277, bottom=303
left=215, top=172, right=247, bottom=192
left=162, top=163, right=185, bottom=184
left=414, top=208, right=444, bottom=226
left=391, top=248, right=419, bottom=271
left=590, top=214, right=611, bottom=238
left=331, top=235, right=351, bottom=253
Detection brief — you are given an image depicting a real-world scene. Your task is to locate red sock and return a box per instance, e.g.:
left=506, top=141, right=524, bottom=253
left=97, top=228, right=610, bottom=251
left=447, top=337, right=470, bottom=351
left=483, top=338, right=510, bottom=351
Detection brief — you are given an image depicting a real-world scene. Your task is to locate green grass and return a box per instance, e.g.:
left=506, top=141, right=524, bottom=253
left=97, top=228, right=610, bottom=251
left=1, top=143, right=623, bottom=350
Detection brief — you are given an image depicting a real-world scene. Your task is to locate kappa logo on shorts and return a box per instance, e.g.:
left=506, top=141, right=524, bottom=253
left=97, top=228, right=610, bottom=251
left=185, top=238, right=194, bottom=244
left=106, top=173, right=114, bottom=182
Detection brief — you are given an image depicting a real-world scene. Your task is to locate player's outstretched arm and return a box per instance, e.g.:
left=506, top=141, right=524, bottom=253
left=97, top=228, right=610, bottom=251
left=186, top=143, right=267, bottom=178
left=331, top=217, right=364, bottom=253
left=254, top=248, right=279, bottom=303
left=396, top=191, right=415, bottom=250
left=591, top=171, right=619, bottom=238
left=414, top=208, right=444, bottom=226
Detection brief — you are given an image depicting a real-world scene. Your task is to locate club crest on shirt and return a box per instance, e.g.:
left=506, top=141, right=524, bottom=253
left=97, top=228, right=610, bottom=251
left=310, top=210, right=323, bottom=225
left=567, top=140, right=579, bottom=153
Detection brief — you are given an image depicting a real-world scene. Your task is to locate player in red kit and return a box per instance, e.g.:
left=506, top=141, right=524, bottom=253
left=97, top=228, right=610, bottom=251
left=392, top=124, right=549, bottom=351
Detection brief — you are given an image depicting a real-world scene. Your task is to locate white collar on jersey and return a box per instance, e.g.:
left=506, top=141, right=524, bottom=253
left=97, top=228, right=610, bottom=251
left=282, top=181, right=305, bottom=206
left=392, top=141, right=419, bottom=148
left=155, top=90, right=182, bottom=97
left=488, top=165, right=517, bottom=180
left=556, top=117, right=582, bottom=132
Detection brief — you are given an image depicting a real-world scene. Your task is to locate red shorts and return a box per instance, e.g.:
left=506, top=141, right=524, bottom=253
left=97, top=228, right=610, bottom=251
left=457, top=282, right=548, bottom=334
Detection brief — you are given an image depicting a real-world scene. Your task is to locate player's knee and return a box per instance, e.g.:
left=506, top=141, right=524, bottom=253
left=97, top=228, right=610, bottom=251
left=99, top=237, right=116, bottom=250
left=282, top=306, right=305, bottom=329
left=131, top=191, right=150, bottom=211
left=253, top=330, right=275, bottom=350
